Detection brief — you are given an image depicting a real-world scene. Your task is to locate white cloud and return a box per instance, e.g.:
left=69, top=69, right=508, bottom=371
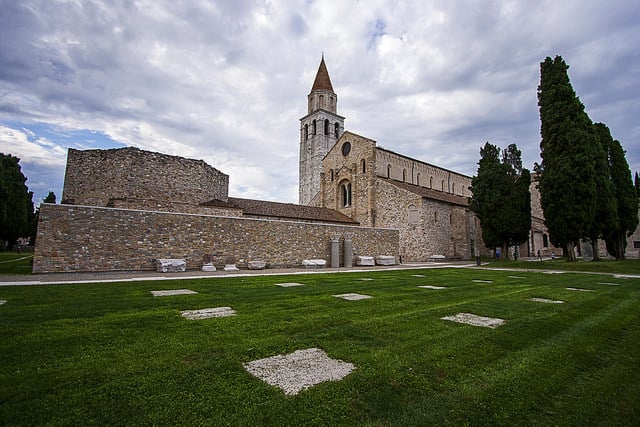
left=0, top=0, right=638, bottom=204
left=0, top=126, right=67, bottom=167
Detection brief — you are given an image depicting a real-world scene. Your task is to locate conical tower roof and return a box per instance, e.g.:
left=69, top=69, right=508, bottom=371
left=311, top=56, right=334, bottom=92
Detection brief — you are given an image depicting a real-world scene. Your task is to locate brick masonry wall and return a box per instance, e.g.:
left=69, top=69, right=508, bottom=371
left=62, top=147, right=229, bottom=207
left=33, top=204, right=399, bottom=273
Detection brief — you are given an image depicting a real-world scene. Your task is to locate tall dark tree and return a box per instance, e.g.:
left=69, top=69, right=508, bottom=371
left=0, top=153, right=35, bottom=250
left=589, top=124, right=619, bottom=260
left=30, top=191, right=57, bottom=245
left=595, top=123, right=639, bottom=259
left=537, top=55, right=600, bottom=261
left=470, top=142, right=531, bottom=259
left=635, top=172, right=640, bottom=198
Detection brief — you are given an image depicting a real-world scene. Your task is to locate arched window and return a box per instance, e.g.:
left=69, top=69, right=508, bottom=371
left=452, top=183, right=456, bottom=195
left=387, top=164, right=392, bottom=178
left=304, top=124, right=308, bottom=140
left=441, top=180, right=445, bottom=191
left=319, top=95, right=324, bottom=108
left=361, top=159, right=366, bottom=174
left=417, top=173, right=421, bottom=186
left=309, top=97, right=313, bottom=112
left=324, top=119, right=329, bottom=135
left=429, top=176, right=433, bottom=188
left=434, top=211, right=438, bottom=222
left=340, top=181, right=352, bottom=207
left=330, top=96, right=334, bottom=109
left=330, top=169, right=334, bottom=181
left=312, top=120, right=316, bottom=135
left=334, top=122, right=339, bottom=138
left=403, top=169, right=407, bottom=182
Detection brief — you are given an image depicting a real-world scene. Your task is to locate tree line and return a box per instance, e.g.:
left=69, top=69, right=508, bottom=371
left=471, top=55, right=638, bottom=261
left=0, top=153, right=55, bottom=250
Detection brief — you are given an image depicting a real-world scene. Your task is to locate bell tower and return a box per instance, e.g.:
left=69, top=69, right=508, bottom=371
left=299, top=56, right=345, bottom=205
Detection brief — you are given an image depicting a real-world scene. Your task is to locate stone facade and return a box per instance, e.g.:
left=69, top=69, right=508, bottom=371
left=32, top=204, right=398, bottom=273
left=316, top=131, right=483, bottom=261
left=62, top=147, right=229, bottom=207
left=624, top=210, right=640, bottom=259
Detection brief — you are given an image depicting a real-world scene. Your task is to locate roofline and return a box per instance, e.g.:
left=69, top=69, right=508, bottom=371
left=376, top=146, right=471, bottom=179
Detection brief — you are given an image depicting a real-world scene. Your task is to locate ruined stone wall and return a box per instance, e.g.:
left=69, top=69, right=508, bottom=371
left=33, top=204, right=399, bottom=273
left=62, top=147, right=229, bottom=207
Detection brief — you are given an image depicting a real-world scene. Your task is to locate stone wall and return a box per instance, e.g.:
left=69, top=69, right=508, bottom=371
left=62, top=147, right=229, bottom=207
left=33, top=204, right=399, bottom=273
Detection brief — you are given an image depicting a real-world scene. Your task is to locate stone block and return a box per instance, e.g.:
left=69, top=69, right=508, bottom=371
left=356, top=256, right=375, bottom=266
left=202, top=263, right=216, bottom=272
left=375, top=255, right=396, bottom=266
left=156, top=258, right=186, bottom=272
left=224, top=264, right=239, bottom=271
left=302, top=259, right=327, bottom=268
left=248, top=260, right=266, bottom=270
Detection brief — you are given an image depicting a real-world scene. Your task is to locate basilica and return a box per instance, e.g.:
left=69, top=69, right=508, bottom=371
left=299, top=57, right=486, bottom=261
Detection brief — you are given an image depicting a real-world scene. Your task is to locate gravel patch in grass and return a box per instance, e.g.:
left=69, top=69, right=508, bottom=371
left=151, top=289, right=198, bottom=296
left=473, top=279, right=493, bottom=284
left=0, top=299, right=6, bottom=305
left=598, top=282, right=621, bottom=286
left=333, top=293, right=372, bottom=301
left=181, top=307, right=236, bottom=319
left=614, top=274, right=640, bottom=279
left=544, top=271, right=565, bottom=274
left=508, top=276, right=526, bottom=279
left=274, top=282, right=305, bottom=287
left=244, top=348, right=355, bottom=395
left=441, top=312, right=506, bottom=328
left=359, top=278, right=374, bottom=281
left=566, top=287, right=594, bottom=292
left=528, top=297, right=564, bottom=304
left=418, top=285, right=447, bottom=290
left=411, top=274, right=426, bottom=277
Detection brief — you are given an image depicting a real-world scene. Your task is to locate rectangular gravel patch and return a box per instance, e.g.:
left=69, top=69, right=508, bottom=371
left=275, top=282, right=305, bottom=287
left=181, top=307, right=236, bottom=320
left=333, top=293, right=372, bottom=301
left=151, top=289, right=198, bottom=296
left=441, top=312, right=505, bottom=328
left=566, top=287, right=594, bottom=292
left=418, top=285, right=447, bottom=290
left=528, top=297, right=564, bottom=304
left=244, top=348, right=355, bottom=395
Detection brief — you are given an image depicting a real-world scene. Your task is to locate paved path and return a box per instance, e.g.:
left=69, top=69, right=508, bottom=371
left=0, top=262, right=476, bottom=286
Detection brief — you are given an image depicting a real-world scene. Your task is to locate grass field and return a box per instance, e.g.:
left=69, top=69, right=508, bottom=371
left=1, top=267, right=639, bottom=425
left=0, top=252, right=33, bottom=275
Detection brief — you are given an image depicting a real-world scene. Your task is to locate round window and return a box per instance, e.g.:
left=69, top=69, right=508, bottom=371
left=342, top=141, right=351, bottom=156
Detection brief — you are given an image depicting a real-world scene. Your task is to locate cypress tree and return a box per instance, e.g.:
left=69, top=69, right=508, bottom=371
left=596, top=123, right=639, bottom=259
left=589, top=124, right=618, bottom=260
left=0, top=153, right=35, bottom=249
left=470, top=142, right=531, bottom=259
left=537, top=55, right=599, bottom=261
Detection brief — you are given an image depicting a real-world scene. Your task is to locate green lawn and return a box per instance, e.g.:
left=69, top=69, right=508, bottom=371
left=1, top=268, right=639, bottom=425
left=485, top=258, right=640, bottom=275
left=0, top=252, right=33, bottom=275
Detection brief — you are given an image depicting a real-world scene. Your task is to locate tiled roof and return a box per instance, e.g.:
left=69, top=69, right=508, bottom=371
left=311, top=56, right=334, bottom=92
left=201, top=197, right=359, bottom=225
left=381, top=178, right=470, bottom=207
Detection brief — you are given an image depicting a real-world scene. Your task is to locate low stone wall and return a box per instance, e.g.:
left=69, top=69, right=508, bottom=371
left=33, top=204, right=399, bottom=273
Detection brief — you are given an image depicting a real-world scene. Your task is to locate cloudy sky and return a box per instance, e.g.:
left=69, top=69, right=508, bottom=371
left=1, top=0, right=639, bottom=205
